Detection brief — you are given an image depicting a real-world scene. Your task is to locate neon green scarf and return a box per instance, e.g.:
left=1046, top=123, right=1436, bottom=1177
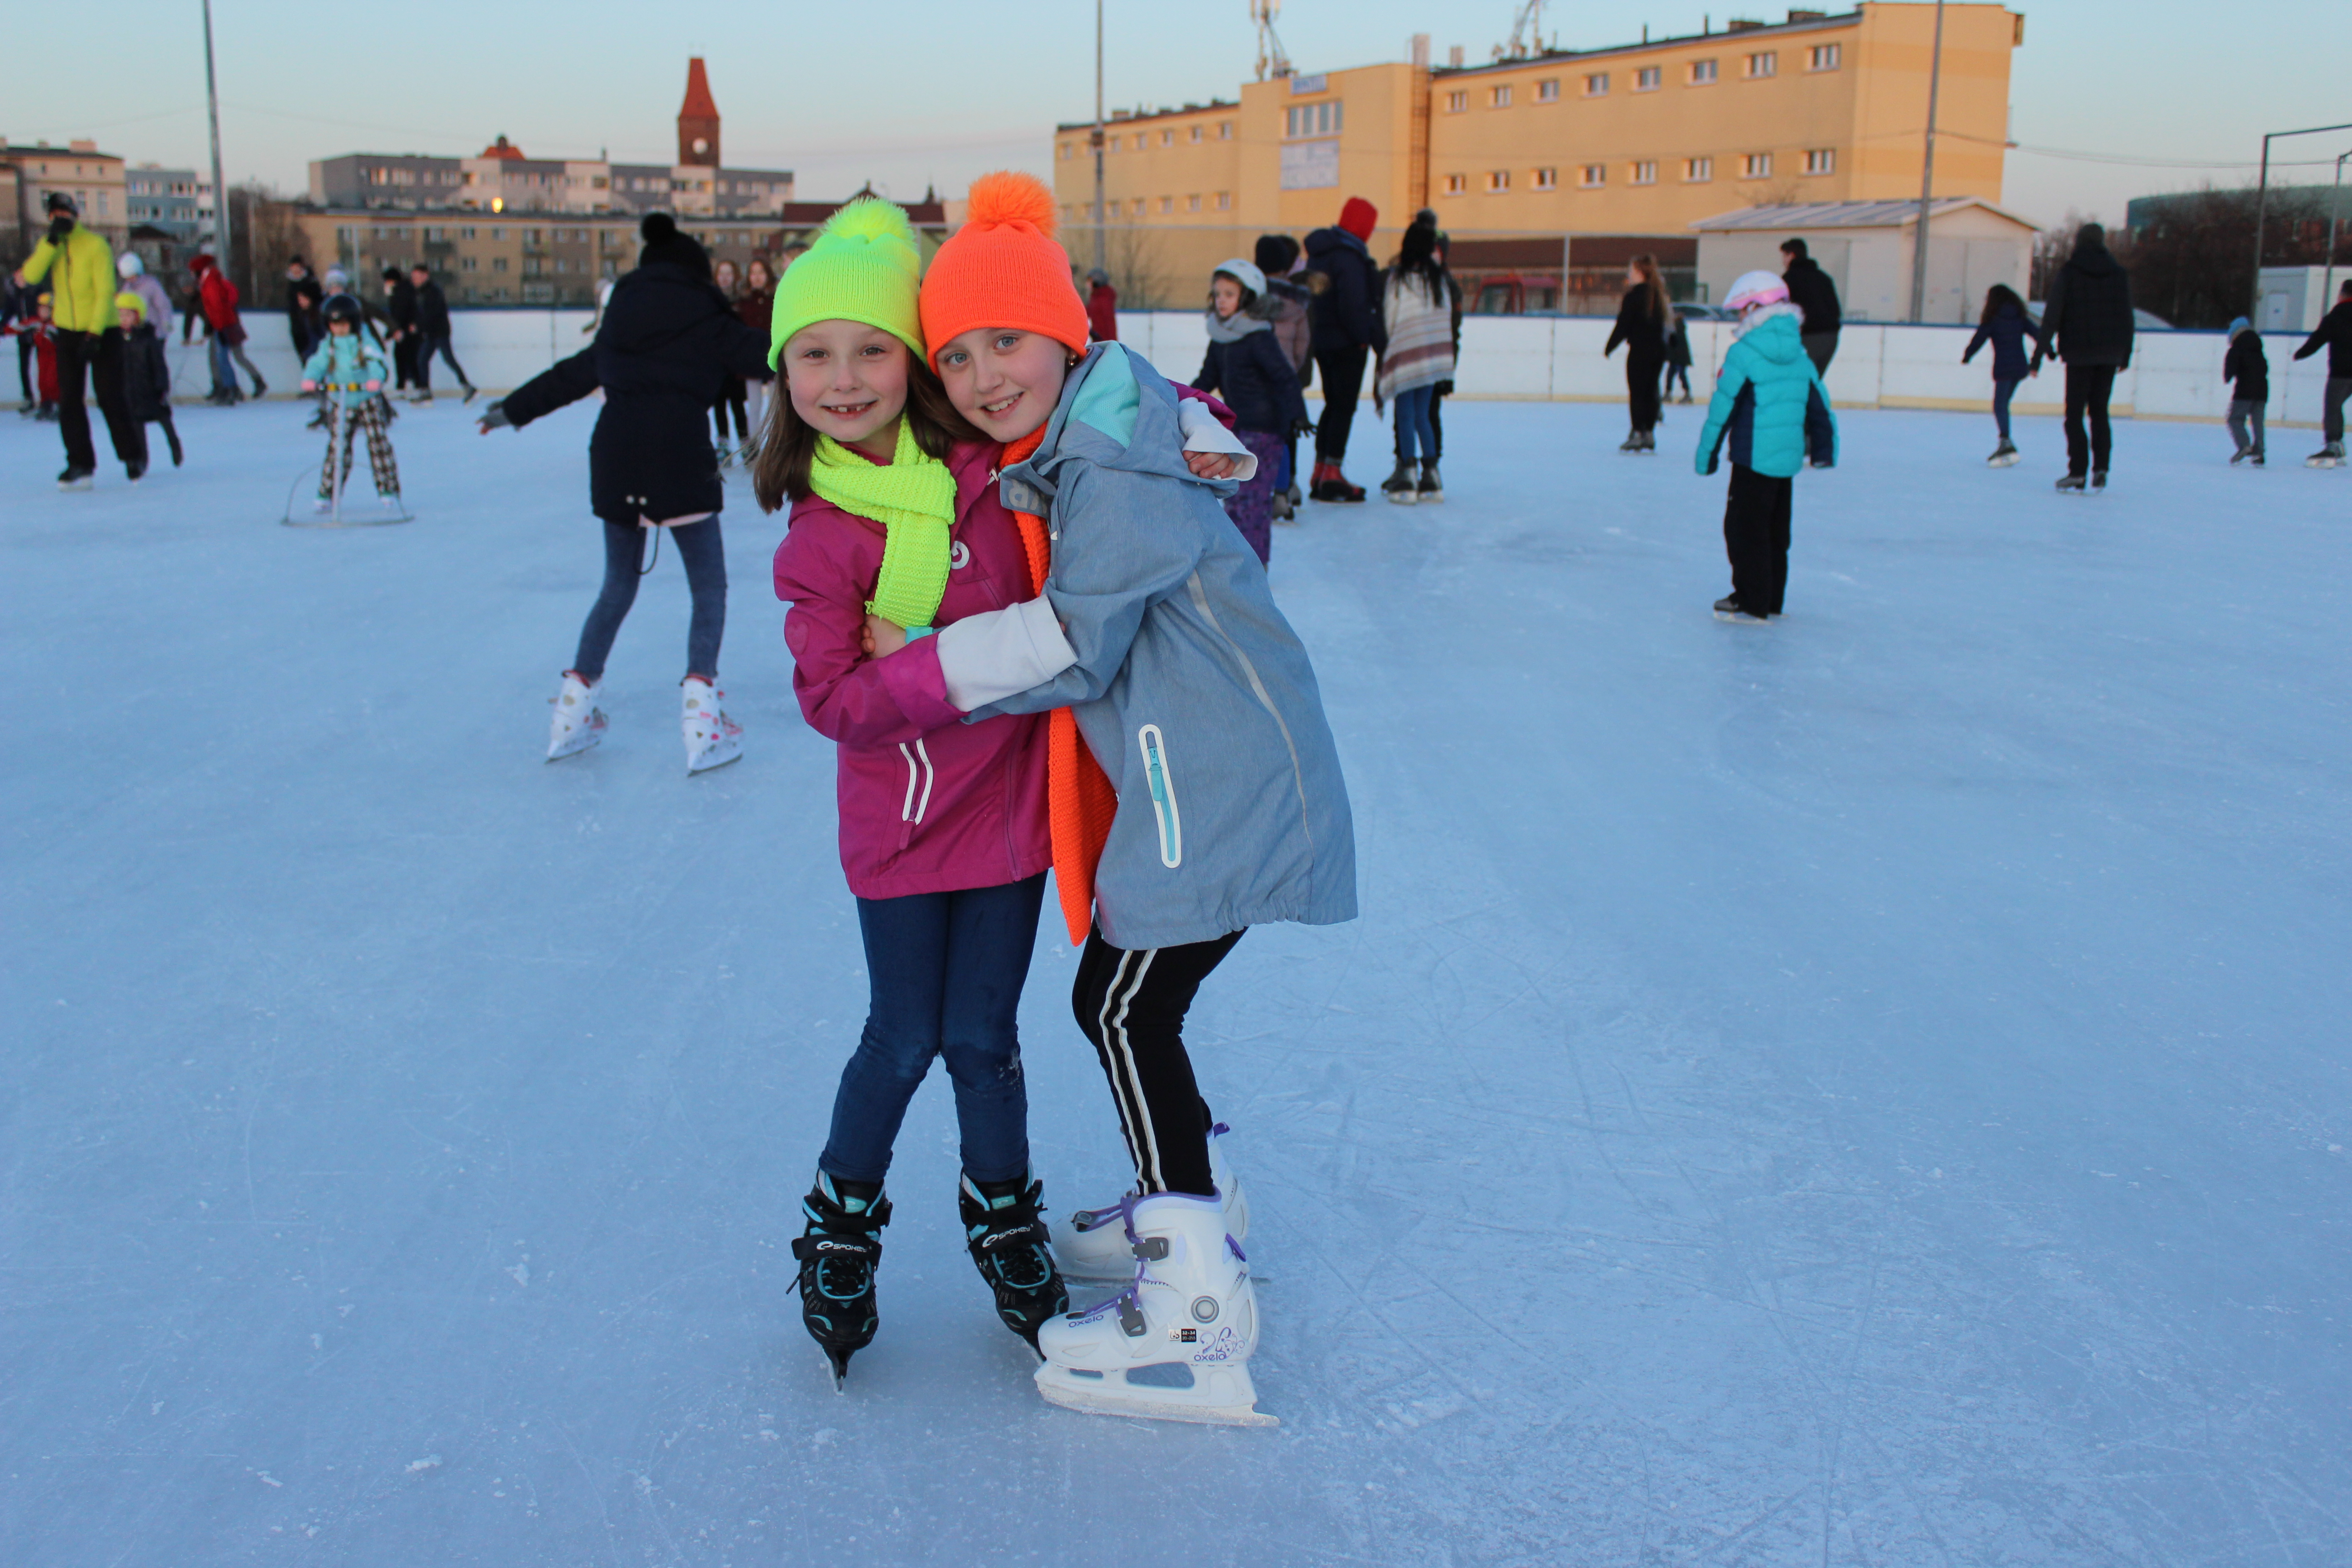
left=808, top=422, right=957, bottom=630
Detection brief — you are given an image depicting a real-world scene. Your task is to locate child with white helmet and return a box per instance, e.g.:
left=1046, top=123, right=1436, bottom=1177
left=1694, top=270, right=1837, bottom=622
left=1191, top=256, right=1308, bottom=561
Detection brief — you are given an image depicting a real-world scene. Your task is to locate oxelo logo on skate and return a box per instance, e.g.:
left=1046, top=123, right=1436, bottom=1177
left=1188, top=1324, right=1243, bottom=1363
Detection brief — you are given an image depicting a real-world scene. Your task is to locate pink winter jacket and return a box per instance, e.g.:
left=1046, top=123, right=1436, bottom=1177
left=772, top=438, right=1051, bottom=901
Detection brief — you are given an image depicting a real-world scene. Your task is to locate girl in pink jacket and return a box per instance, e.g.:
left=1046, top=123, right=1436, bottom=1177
left=754, top=201, right=1067, bottom=1388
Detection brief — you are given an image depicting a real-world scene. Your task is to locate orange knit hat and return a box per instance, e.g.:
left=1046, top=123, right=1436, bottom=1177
left=919, top=172, right=1091, bottom=360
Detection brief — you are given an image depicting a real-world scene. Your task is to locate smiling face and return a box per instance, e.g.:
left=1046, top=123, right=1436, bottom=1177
left=782, top=320, right=912, bottom=459
left=933, top=328, right=1071, bottom=444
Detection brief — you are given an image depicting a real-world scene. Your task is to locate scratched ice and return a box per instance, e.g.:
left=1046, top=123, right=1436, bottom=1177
left=3, top=392, right=2347, bottom=1566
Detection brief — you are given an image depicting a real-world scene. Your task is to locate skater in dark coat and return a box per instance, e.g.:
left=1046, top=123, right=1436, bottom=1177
left=1961, top=284, right=2044, bottom=466
left=2223, top=318, right=2269, bottom=466
left=1302, top=196, right=1385, bottom=500
left=2033, top=224, right=2134, bottom=490
left=1603, top=255, right=1672, bottom=451
left=2290, top=278, right=2352, bottom=465
left=1780, top=238, right=1842, bottom=373
left=1663, top=309, right=1694, bottom=402
left=113, top=290, right=182, bottom=468
left=483, top=212, right=776, bottom=772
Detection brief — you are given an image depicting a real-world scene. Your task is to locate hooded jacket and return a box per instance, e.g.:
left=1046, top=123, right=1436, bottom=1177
left=18, top=223, right=118, bottom=334
left=500, top=260, right=773, bottom=523
left=301, top=334, right=392, bottom=410
left=1696, top=309, right=1838, bottom=479
left=120, top=323, right=172, bottom=422
left=1303, top=226, right=1386, bottom=357
left=771, top=439, right=1052, bottom=901
left=193, top=259, right=245, bottom=344
left=1193, top=311, right=1310, bottom=433
left=2224, top=328, right=2269, bottom=402
left=943, top=343, right=1357, bottom=950
left=2038, top=242, right=2135, bottom=369
left=1962, top=300, right=2047, bottom=381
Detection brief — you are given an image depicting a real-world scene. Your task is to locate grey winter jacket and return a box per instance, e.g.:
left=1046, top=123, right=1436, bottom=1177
left=967, top=343, right=1358, bottom=950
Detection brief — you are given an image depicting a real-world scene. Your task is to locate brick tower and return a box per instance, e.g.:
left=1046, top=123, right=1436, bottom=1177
left=677, top=58, right=720, bottom=168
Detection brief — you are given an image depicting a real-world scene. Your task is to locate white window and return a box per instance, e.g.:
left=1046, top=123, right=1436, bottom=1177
left=1190, top=124, right=1202, bottom=143
left=1743, top=152, right=1773, bottom=178
left=1485, top=169, right=1510, bottom=192
left=459, top=255, right=477, bottom=272
left=1215, top=191, right=1231, bottom=210
left=1631, top=161, right=1658, bottom=185
left=1491, top=85, right=1513, bottom=108
left=1537, top=78, right=1560, bottom=102
left=1745, top=51, right=1777, bottom=78
left=1160, top=129, right=1173, bottom=146
left=1533, top=167, right=1558, bottom=191
left=1060, top=142, right=1074, bottom=161
left=1132, top=133, right=1145, bottom=151
left=1219, top=121, right=1233, bottom=139
left=1446, top=90, right=1469, bottom=113
left=1803, top=148, right=1835, bottom=176
left=1157, top=196, right=1173, bottom=213
left=1689, top=58, right=1719, bottom=84
left=1443, top=172, right=1468, bottom=195
left=1186, top=193, right=1200, bottom=212
left=1584, top=72, right=1610, bottom=96
left=1579, top=163, right=1606, bottom=188
left=1129, top=197, right=1145, bottom=216
left=1685, top=157, right=1713, bottom=182
left=1637, top=66, right=1661, bottom=90
left=1285, top=101, right=1344, bottom=137
left=1809, top=42, right=1842, bottom=70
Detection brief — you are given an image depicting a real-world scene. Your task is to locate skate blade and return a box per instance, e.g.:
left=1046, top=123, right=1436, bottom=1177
left=547, top=734, right=602, bottom=762
left=1034, top=1362, right=1279, bottom=1428
left=686, top=742, right=742, bottom=775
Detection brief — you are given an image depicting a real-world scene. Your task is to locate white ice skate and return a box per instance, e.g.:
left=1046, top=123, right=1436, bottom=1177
left=1053, top=1125, right=1250, bottom=1282
left=1034, top=1192, right=1275, bottom=1428
left=682, top=679, right=742, bottom=774
left=547, top=672, right=607, bottom=761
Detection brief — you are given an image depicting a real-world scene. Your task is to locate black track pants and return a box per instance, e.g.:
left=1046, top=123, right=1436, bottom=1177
left=1723, top=463, right=1793, bottom=616
left=1071, top=927, right=1243, bottom=1199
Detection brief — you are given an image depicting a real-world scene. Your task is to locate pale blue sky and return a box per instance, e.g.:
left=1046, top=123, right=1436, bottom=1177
left=12, top=0, right=2349, bottom=227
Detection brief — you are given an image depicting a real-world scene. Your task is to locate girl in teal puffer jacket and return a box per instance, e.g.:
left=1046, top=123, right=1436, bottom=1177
left=299, top=297, right=400, bottom=511
left=1696, top=270, right=1837, bottom=621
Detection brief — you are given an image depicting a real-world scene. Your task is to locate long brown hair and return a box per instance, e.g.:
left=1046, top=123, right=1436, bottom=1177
left=1630, top=254, right=1666, bottom=319
left=751, top=353, right=981, bottom=515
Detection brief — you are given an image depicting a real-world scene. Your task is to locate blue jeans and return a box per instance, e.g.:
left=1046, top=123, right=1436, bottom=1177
left=1392, top=384, right=1436, bottom=464
left=1992, top=377, right=2021, bottom=440
left=573, top=516, right=725, bottom=682
left=820, top=873, right=1049, bottom=1186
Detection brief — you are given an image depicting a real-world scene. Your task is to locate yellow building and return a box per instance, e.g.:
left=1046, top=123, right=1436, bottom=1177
left=1051, top=3, right=2021, bottom=308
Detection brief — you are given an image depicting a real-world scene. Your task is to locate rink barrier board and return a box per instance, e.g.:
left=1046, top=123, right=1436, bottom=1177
left=160, top=308, right=2328, bottom=429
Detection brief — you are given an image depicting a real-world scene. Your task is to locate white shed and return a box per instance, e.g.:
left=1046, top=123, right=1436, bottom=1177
left=1691, top=198, right=2040, bottom=326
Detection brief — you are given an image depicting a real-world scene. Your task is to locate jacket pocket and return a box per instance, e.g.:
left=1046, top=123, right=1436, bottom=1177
left=1137, top=725, right=1182, bottom=869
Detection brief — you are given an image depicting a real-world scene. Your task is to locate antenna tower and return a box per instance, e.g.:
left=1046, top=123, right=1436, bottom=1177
left=1496, top=0, right=1549, bottom=60
left=1253, top=0, right=1294, bottom=79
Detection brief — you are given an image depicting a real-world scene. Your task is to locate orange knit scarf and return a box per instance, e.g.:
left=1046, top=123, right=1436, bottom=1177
left=1002, top=427, right=1117, bottom=944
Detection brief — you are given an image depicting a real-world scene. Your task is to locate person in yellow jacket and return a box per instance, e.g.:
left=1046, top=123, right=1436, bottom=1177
left=11, top=192, right=145, bottom=487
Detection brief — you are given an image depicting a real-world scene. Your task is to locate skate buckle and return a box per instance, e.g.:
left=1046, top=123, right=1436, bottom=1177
left=1131, top=1237, right=1170, bottom=1262
left=1117, top=1295, right=1148, bottom=1337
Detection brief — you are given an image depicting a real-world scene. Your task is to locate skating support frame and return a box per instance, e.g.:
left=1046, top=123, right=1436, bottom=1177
left=1034, top=1359, right=1279, bottom=1428
left=280, top=394, right=413, bottom=527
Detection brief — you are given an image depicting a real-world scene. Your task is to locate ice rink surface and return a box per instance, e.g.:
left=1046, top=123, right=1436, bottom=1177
left=3, top=392, right=2348, bottom=1567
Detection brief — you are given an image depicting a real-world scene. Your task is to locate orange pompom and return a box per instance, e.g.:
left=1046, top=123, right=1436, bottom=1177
left=964, top=171, right=1058, bottom=238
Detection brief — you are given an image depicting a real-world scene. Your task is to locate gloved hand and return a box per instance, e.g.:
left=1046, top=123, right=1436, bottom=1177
left=477, top=399, right=511, bottom=433
left=48, top=216, right=74, bottom=244
left=1290, top=417, right=1318, bottom=440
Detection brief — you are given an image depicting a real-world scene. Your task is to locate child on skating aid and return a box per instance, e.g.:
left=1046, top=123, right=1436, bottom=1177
left=864, top=172, right=1357, bottom=1426
left=1191, top=256, right=1309, bottom=563
left=758, top=199, right=1071, bottom=1387
left=113, top=293, right=182, bottom=468
left=2222, top=318, right=2268, bottom=467
left=1695, top=270, right=1836, bottom=623
left=299, top=296, right=401, bottom=512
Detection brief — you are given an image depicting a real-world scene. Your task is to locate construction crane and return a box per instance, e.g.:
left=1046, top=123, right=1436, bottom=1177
left=1495, top=0, right=1550, bottom=60
left=1253, top=0, right=1294, bottom=80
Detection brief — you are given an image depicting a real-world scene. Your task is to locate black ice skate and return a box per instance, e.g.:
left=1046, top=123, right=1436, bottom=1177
left=960, top=1172, right=1067, bottom=1355
left=1379, top=461, right=1418, bottom=504
left=2054, top=473, right=2087, bottom=493
left=1416, top=460, right=1444, bottom=502
left=791, top=1172, right=892, bottom=1389
left=2089, top=470, right=2107, bottom=493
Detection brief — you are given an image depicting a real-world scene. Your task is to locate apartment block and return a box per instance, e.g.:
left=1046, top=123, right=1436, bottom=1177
left=125, top=165, right=216, bottom=244
left=1, top=141, right=129, bottom=256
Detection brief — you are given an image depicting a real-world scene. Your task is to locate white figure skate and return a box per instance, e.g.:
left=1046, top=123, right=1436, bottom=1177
left=547, top=672, right=607, bottom=761
left=682, top=679, right=742, bottom=774
left=1053, top=1124, right=1250, bottom=1282
left=1034, top=1192, right=1275, bottom=1428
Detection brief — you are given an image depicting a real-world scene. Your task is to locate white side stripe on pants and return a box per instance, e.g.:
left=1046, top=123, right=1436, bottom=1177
left=1097, top=948, right=1163, bottom=1191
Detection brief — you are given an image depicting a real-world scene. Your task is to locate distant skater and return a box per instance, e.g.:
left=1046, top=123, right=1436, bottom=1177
left=2290, top=277, right=2351, bottom=467
left=1961, top=284, right=2044, bottom=467
left=1604, top=255, right=1671, bottom=453
left=1375, top=214, right=1455, bottom=503
left=1663, top=308, right=1694, bottom=403
left=1780, top=238, right=1842, bottom=375
left=113, top=290, right=183, bottom=469
left=2034, top=223, right=2133, bottom=494
left=1695, top=271, right=1837, bottom=623
left=2223, top=318, right=2268, bottom=467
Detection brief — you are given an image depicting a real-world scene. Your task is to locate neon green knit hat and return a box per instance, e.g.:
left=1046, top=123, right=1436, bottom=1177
left=767, top=198, right=925, bottom=369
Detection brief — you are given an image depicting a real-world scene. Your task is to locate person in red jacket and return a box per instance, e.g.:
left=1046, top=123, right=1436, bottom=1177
left=1084, top=268, right=1117, bottom=342
left=190, top=253, right=265, bottom=404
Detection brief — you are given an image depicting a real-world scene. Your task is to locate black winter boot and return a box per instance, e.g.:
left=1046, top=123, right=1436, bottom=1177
left=960, top=1171, right=1067, bottom=1355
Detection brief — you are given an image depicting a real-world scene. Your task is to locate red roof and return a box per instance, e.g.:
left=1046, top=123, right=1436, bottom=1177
left=479, top=135, right=525, bottom=161
left=680, top=58, right=718, bottom=121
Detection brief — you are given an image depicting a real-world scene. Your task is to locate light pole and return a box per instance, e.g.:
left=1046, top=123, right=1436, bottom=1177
left=1906, top=0, right=1945, bottom=323
left=202, top=0, right=231, bottom=277
left=2325, top=150, right=2350, bottom=326
left=2251, top=121, right=2352, bottom=321
left=1092, top=0, right=1107, bottom=278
